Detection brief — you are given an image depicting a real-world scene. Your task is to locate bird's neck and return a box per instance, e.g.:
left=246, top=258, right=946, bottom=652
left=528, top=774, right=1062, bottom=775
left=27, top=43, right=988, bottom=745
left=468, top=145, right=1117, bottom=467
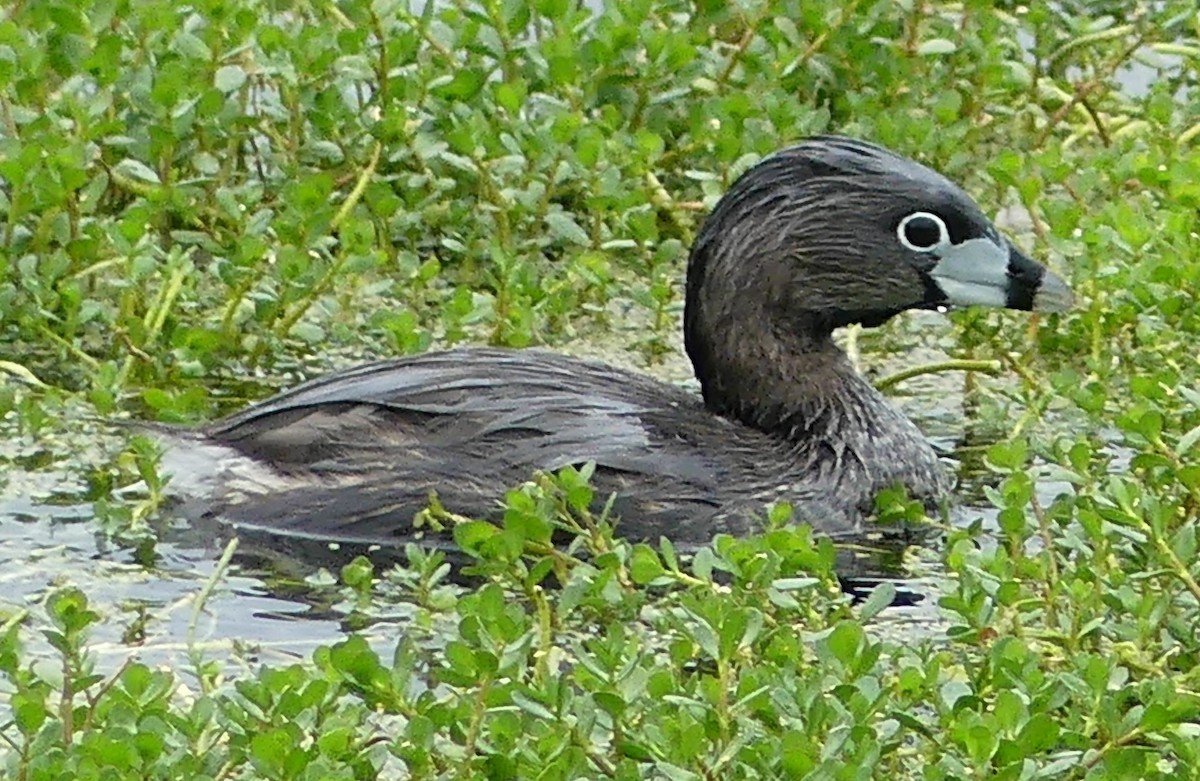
left=690, top=321, right=883, bottom=440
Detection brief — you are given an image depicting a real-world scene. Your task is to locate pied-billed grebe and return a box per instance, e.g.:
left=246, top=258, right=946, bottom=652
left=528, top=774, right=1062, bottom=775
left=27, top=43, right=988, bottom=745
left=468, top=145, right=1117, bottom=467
left=152, top=136, right=1073, bottom=554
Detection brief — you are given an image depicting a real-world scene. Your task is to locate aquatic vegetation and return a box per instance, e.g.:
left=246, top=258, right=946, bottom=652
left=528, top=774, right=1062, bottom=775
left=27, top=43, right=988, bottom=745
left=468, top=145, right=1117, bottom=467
left=1, top=0, right=1198, bottom=778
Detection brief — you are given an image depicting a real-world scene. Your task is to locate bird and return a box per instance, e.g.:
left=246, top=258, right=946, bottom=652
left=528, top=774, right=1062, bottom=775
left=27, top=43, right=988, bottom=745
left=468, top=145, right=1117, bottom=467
left=143, top=135, right=1073, bottom=565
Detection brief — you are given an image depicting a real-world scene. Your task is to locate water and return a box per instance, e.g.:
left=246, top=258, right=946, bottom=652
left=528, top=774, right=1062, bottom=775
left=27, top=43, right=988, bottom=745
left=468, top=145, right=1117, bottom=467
left=0, top=455, right=355, bottom=672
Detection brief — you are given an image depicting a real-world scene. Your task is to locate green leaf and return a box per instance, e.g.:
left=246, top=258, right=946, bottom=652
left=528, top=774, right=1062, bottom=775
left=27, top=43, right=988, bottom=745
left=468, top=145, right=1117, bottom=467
left=113, top=158, right=161, bottom=185
left=13, top=695, right=47, bottom=736
left=630, top=544, right=665, bottom=584
left=685, top=610, right=720, bottom=661
left=340, top=556, right=374, bottom=590
left=1138, top=703, right=1174, bottom=732
left=214, top=64, right=247, bottom=93
left=495, top=79, right=526, bottom=113
left=1101, top=747, right=1152, bottom=780
left=431, top=68, right=485, bottom=99
left=1176, top=423, right=1200, bottom=456
left=655, top=762, right=701, bottom=781
left=997, top=506, right=1027, bottom=536
left=993, top=689, right=1027, bottom=733
left=173, top=31, right=212, bottom=60
left=618, top=739, right=655, bottom=761
left=940, top=680, right=973, bottom=712
left=289, top=321, right=325, bottom=344
left=453, top=520, right=499, bottom=552
left=511, top=689, right=555, bottom=719
left=771, top=576, right=819, bottom=591
left=660, top=536, right=679, bottom=571
left=691, top=547, right=715, bottom=580
left=825, top=621, right=865, bottom=667
left=249, top=728, right=293, bottom=776
left=858, top=581, right=896, bottom=621
left=987, top=439, right=1028, bottom=471
left=545, top=211, right=590, bottom=245
left=593, top=690, right=625, bottom=717
left=964, top=723, right=997, bottom=765
left=918, top=38, right=957, bottom=55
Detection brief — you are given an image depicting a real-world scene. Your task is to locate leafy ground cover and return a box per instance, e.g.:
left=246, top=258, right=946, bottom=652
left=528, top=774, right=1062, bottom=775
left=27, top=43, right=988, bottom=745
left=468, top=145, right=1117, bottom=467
left=1, top=0, right=1199, bottom=778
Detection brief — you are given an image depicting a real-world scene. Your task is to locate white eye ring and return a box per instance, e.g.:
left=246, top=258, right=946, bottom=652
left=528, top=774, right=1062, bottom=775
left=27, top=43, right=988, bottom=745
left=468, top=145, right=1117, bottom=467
left=897, top=211, right=950, bottom=252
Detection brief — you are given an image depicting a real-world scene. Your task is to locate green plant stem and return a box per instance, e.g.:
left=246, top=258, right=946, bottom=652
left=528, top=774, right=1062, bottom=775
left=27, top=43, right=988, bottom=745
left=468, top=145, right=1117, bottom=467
left=1140, top=517, right=1200, bottom=607
left=331, top=141, right=382, bottom=231
left=188, top=537, right=239, bottom=694
left=1029, top=492, right=1060, bottom=629
left=457, top=674, right=493, bottom=780
left=1034, top=32, right=1149, bottom=146
left=874, top=359, right=1002, bottom=392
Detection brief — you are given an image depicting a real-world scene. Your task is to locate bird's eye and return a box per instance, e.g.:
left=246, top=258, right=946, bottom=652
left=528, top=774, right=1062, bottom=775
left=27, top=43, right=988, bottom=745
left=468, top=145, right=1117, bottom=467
left=897, top=211, right=949, bottom=251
